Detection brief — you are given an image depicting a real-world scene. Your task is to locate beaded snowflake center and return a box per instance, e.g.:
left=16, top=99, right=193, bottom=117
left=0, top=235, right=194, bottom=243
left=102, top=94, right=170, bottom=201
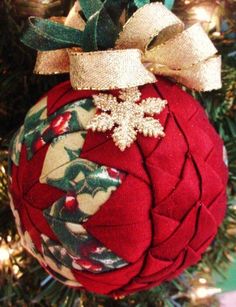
left=87, top=87, right=167, bottom=151
left=113, top=101, right=143, bottom=125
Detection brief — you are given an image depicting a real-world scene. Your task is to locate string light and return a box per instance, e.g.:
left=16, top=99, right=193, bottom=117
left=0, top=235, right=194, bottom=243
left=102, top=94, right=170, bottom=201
left=190, top=286, right=222, bottom=302
left=199, top=277, right=207, bottom=285
left=0, top=245, right=10, bottom=263
left=212, top=31, right=221, bottom=38
left=190, top=4, right=221, bottom=33
left=0, top=236, right=24, bottom=279
left=7, top=235, right=12, bottom=243
left=193, top=7, right=212, bottom=22
left=0, top=165, right=6, bottom=175
left=186, top=272, right=223, bottom=305
left=12, top=264, right=20, bottom=275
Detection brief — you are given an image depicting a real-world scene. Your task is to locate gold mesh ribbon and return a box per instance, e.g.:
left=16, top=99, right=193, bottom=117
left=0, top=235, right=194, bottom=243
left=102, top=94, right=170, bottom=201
left=34, top=2, right=222, bottom=91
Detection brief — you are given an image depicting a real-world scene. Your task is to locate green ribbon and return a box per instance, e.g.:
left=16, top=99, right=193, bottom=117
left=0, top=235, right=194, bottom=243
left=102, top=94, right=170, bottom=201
left=21, top=0, right=161, bottom=52
left=164, top=0, right=175, bottom=10
left=133, top=0, right=150, bottom=8
left=79, top=0, right=103, bottom=20
left=83, top=0, right=127, bottom=51
left=21, top=17, right=83, bottom=51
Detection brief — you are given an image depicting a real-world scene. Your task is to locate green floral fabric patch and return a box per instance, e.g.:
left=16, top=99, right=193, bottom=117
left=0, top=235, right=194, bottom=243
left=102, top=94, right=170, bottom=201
left=41, top=223, right=127, bottom=273
left=10, top=94, right=128, bottom=281
left=24, top=98, right=95, bottom=159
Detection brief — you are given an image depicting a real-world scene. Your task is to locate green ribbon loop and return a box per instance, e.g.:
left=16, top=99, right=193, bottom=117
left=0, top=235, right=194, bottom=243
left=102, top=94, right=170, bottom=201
left=21, top=17, right=83, bottom=51
left=164, top=0, right=175, bottom=10
left=21, top=1, right=170, bottom=52
left=79, top=0, right=103, bottom=20
left=133, top=0, right=150, bottom=8
left=83, top=0, right=126, bottom=51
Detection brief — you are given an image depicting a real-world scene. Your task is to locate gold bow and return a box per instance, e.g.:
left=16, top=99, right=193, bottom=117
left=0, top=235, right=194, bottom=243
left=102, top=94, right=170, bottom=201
left=35, top=2, right=222, bottom=91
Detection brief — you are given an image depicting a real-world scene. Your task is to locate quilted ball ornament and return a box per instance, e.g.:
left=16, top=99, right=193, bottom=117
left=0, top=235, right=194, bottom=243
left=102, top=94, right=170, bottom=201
left=8, top=78, right=228, bottom=296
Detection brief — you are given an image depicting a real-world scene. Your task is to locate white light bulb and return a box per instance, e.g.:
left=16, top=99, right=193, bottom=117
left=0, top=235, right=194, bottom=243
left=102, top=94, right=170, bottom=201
left=13, top=265, right=20, bottom=275
left=193, top=7, right=211, bottom=22
left=199, top=278, right=207, bottom=284
left=192, top=286, right=222, bottom=300
left=0, top=165, right=5, bottom=175
left=195, top=287, right=209, bottom=298
left=0, top=247, right=10, bottom=262
left=7, top=235, right=12, bottom=243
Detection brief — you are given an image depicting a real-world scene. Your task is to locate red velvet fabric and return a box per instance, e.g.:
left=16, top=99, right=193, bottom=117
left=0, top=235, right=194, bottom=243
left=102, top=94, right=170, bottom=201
left=9, top=77, right=228, bottom=296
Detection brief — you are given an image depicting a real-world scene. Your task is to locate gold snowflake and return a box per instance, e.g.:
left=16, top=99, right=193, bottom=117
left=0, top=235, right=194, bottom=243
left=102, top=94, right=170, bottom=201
left=87, top=87, right=167, bottom=151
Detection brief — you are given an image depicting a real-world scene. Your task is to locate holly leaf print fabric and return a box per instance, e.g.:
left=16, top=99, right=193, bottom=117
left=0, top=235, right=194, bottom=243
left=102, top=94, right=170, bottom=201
left=24, top=98, right=95, bottom=159
left=9, top=90, right=129, bottom=286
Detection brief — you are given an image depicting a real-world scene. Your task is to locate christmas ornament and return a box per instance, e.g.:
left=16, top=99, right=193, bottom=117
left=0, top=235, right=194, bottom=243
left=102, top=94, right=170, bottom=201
left=8, top=0, right=228, bottom=297
left=8, top=78, right=228, bottom=296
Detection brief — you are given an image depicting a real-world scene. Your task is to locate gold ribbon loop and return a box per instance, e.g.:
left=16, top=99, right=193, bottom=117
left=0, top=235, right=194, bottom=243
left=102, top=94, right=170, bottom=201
left=69, top=49, right=156, bottom=90
left=34, top=2, right=222, bottom=92
left=65, top=1, right=85, bottom=30
left=116, top=3, right=184, bottom=51
left=148, top=56, right=222, bottom=91
left=143, top=24, right=218, bottom=69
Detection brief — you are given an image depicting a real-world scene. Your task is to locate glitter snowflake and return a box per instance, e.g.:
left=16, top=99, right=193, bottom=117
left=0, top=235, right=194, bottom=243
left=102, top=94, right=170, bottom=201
left=87, top=87, right=167, bottom=151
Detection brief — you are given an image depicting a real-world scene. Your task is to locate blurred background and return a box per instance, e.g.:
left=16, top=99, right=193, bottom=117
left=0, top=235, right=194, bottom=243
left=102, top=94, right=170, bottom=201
left=0, top=1, right=235, bottom=306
